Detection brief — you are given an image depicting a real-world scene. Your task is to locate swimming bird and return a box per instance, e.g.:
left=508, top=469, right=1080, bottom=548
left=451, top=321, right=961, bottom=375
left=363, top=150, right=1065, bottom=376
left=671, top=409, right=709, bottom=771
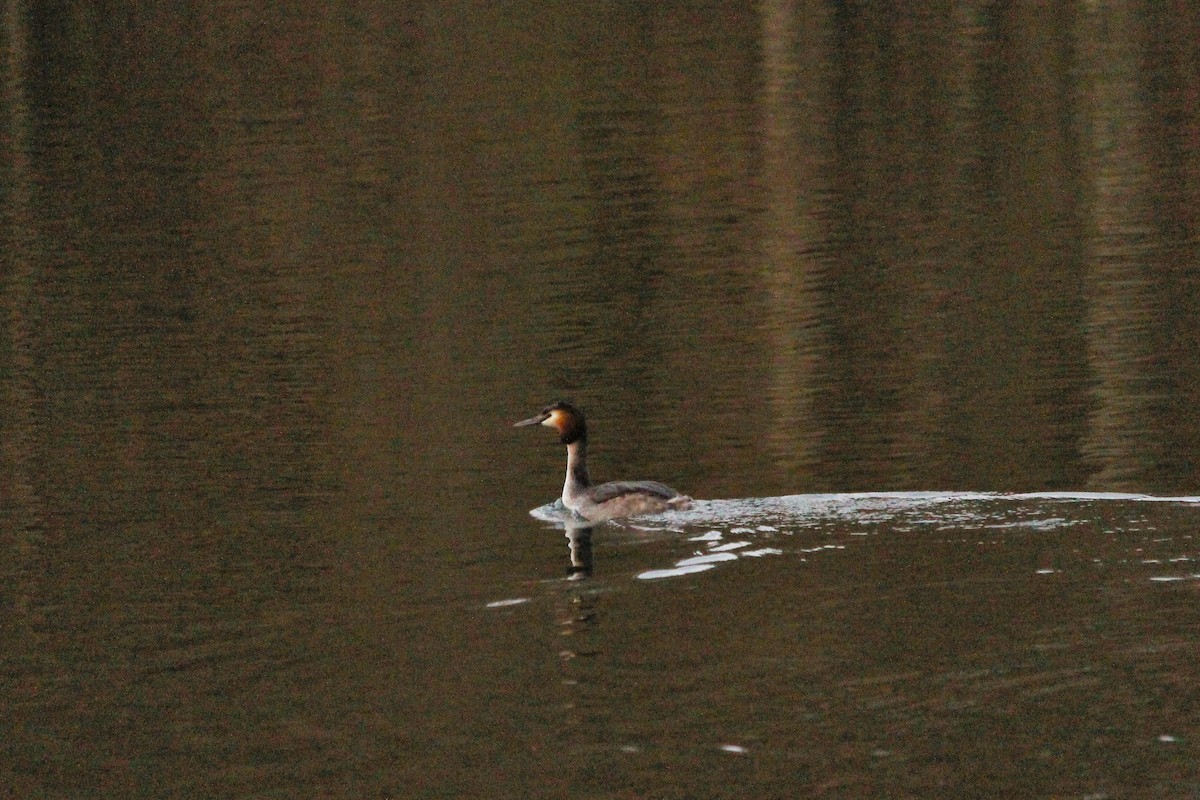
left=514, top=401, right=692, bottom=522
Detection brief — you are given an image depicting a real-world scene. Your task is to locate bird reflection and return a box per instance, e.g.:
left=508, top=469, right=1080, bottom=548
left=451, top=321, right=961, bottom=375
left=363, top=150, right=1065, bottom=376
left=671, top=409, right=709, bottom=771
left=565, top=522, right=594, bottom=579
left=557, top=525, right=600, bottom=664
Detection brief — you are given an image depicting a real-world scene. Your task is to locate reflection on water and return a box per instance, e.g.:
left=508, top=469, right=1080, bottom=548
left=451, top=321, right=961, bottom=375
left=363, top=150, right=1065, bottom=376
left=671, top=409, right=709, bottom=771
left=4, top=1, right=1200, bottom=797
left=502, top=492, right=1200, bottom=796
left=528, top=491, right=1200, bottom=583
left=564, top=524, right=594, bottom=579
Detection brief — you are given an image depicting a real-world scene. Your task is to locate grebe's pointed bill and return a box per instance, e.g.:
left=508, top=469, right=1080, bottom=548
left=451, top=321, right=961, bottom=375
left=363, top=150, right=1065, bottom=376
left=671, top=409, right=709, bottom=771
left=514, top=411, right=551, bottom=427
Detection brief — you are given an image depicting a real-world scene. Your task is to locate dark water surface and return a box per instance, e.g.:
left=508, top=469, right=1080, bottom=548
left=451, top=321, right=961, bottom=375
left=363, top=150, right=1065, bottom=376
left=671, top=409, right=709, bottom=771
left=4, top=2, right=1200, bottom=797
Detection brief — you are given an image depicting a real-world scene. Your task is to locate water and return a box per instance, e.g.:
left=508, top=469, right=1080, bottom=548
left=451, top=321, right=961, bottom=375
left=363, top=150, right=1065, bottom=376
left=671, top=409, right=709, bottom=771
left=494, top=493, right=1200, bottom=797
left=4, top=2, right=1200, bottom=797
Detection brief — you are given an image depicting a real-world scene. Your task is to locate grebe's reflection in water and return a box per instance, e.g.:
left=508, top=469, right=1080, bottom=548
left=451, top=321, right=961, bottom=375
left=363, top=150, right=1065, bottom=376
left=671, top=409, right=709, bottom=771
left=564, top=522, right=594, bottom=579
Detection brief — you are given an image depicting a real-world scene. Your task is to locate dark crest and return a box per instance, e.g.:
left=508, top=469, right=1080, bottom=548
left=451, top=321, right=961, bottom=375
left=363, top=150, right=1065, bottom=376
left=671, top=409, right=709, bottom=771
left=547, top=400, right=587, bottom=445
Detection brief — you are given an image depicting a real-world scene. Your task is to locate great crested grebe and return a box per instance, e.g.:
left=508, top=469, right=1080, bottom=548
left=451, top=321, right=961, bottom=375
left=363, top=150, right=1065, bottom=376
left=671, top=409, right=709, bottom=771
left=515, top=400, right=693, bottom=522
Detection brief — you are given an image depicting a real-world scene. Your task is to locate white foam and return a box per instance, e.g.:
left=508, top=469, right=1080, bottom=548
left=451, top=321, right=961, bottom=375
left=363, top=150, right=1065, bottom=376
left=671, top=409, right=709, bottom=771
left=637, top=564, right=717, bottom=580
left=485, top=598, right=531, bottom=608
left=676, top=552, right=739, bottom=567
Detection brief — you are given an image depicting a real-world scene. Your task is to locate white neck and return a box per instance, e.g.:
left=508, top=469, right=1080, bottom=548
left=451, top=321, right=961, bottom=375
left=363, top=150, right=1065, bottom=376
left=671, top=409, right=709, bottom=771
left=563, top=440, right=591, bottom=503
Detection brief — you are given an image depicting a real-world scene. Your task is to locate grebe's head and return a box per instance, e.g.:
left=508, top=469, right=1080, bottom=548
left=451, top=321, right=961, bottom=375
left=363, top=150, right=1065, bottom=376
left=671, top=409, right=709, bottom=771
left=514, top=400, right=587, bottom=444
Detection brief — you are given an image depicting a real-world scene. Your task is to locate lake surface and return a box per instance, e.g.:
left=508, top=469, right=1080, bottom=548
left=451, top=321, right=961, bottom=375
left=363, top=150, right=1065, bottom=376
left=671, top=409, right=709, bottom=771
left=4, top=2, right=1200, bottom=797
